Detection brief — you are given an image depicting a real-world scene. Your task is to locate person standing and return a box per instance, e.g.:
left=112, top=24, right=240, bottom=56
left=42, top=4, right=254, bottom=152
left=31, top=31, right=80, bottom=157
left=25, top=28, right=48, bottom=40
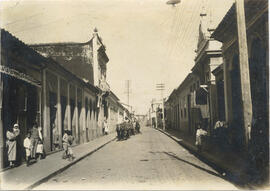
left=104, top=119, right=109, bottom=135
left=23, top=132, right=32, bottom=166
left=135, top=120, right=141, bottom=133
left=62, top=130, right=69, bottom=159
left=52, top=124, right=60, bottom=151
left=6, top=124, right=20, bottom=167
left=67, top=130, right=75, bottom=161
left=195, top=123, right=207, bottom=152
left=36, top=139, right=44, bottom=160
left=30, top=123, right=39, bottom=160
left=116, top=124, right=120, bottom=140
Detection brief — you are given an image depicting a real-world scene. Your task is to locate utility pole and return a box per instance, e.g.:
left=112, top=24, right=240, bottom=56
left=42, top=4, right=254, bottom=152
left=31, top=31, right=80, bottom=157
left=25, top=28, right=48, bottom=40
left=124, top=80, right=131, bottom=111
left=235, top=0, right=252, bottom=148
left=156, top=83, right=165, bottom=130
left=0, top=72, right=3, bottom=170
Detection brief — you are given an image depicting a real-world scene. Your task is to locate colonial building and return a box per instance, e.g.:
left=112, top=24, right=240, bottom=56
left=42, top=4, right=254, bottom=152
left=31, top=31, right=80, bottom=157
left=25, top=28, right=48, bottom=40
left=29, top=29, right=110, bottom=150
left=165, top=73, right=202, bottom=137
left=192, top=9, right=223, bottom=134
left=212, top=0, right=268, bottom=182
left=0, top=29, right=45, bottom=167
left=165, top=9, right=223, bottom=138
left=0, top=29, right=125, bottom=169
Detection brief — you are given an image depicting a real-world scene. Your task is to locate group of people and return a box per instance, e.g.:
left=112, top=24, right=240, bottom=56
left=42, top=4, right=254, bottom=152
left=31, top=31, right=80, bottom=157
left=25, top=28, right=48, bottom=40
left=116, top=117, right=141, bottom=141
left=6, top=123, right=45, bottom=168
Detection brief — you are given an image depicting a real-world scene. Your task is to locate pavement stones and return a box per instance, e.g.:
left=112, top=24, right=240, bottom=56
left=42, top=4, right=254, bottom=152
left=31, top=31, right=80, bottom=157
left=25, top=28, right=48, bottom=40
left=155, top=127, right=254, bottom=188
left=0, top=133, right=116, bottom=190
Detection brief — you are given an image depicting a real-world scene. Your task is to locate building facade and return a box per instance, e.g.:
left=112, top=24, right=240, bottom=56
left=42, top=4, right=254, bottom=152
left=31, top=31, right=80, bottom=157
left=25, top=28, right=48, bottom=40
left=212, top=0, right=268, bottom=181
left=165, top=10, right=223, bottom=138
left=0, top=29, right=125, bottom=169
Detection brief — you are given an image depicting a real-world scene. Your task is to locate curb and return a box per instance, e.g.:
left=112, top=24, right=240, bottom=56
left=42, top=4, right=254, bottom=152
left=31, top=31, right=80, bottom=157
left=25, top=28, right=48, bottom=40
left=26, top=137, right=116, bottom=190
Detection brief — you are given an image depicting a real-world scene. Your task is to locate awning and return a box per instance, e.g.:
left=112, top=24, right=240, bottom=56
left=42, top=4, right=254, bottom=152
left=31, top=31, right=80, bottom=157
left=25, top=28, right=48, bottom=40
left=195, top=86, right=208, bottom=105
left=0, top=65, right=41, bottom=87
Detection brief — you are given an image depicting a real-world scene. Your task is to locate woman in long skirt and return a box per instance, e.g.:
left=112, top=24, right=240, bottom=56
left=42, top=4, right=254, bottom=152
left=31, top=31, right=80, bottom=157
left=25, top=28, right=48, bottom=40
left=6, top=124, right=20, bottom=167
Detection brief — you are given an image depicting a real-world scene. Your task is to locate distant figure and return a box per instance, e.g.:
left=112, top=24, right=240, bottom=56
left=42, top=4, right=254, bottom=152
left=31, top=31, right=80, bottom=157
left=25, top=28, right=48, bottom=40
left=104, top=119, right=109, bottom=135
left=116, top=124, right=121, bottom=140
left=67, top=130, right=75, bottom=161
left=36, top=139, right=45, bottom=160
left=52, top=124, right=60, bottom=151
left=135, top=120, right=141, bottom=133
left=62, top=130, right=69, bottom=159
left=195, top=124, right=207, bottom=152
left=6, top=124, right=20, bottom=167
left=62, top=130, right=74, bottom=161
left=23, top=132, right=32, bottom=166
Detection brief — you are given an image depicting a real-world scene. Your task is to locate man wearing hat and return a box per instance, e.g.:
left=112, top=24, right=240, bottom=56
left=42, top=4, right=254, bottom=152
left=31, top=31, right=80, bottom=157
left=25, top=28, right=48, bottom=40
left=6, top=124, right=20, bottom=167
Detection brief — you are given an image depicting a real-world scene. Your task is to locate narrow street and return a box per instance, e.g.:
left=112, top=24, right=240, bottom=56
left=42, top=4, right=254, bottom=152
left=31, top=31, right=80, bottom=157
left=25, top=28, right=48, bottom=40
left=35, top=126, right=237, bottom=190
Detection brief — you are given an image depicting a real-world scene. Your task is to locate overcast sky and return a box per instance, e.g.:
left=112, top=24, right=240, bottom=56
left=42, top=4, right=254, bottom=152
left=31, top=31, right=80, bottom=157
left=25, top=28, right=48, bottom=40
left=1, top=0, right=233, bottom=114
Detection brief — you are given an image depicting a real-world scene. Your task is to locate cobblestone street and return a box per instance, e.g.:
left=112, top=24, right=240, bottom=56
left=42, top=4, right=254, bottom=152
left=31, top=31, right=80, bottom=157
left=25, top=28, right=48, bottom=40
left=35, top=126, right=237, bottom=190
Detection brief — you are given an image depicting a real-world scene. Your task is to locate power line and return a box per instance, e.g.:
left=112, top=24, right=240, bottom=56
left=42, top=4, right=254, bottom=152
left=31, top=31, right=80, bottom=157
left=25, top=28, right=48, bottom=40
left=10, top=13, right=97, bottom=34
left=124, top=80, right=131, bottom=107
left=170, top=0, right=202, bottom=58
left=2, top=12, right=44, bottom=27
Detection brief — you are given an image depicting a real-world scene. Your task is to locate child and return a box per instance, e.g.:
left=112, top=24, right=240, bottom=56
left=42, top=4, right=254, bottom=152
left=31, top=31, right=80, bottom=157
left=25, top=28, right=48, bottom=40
left=67, top=130, right=75, bottom=161
left=23, top=132, right=32, bottom=166
left=62, top=130, right=69, bottom=159
left=36, top=139, right=44, bottom=160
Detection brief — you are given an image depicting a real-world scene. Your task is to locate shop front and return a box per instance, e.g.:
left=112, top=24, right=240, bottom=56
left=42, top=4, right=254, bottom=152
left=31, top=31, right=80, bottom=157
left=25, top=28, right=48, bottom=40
left=1, top=66, right=41, bottom=167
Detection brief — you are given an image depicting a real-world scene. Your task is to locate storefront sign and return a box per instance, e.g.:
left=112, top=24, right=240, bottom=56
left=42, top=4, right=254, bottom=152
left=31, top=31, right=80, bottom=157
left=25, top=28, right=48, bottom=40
left=0, top=65, right=41, bottom=87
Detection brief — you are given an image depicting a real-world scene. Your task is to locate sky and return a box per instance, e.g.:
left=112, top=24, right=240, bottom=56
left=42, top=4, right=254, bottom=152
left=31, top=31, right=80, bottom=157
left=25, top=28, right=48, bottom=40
left=0, top=0, right=233, bottom=114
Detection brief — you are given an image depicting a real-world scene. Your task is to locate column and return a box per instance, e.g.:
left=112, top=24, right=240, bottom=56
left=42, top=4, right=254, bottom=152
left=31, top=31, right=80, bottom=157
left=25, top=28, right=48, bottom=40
left=82, top=90, right=86, bottom=143
left=235, top=0, right=253, bottom=147
left=223, top=57, right=230, bottom=123
left=38, top=88, right=42, bottom=127
left=0, top=73, right=4, bottom=169
left=67, top=83, right=71, bottom=131
left=42, top=70, right=50, bottom=152
left=75, top=85, right=79, bottom=143
left=57, top=76, right=62, bottom=146
left=108, top=103, right=111, bottom=132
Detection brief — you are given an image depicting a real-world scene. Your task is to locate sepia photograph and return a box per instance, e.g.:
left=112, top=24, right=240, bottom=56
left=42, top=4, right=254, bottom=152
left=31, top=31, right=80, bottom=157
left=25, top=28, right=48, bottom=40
left=0, top=0, right=269, bottom=190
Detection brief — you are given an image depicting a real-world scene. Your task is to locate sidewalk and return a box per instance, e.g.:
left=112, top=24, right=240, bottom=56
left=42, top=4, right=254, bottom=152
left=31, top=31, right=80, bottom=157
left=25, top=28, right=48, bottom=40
left=155, top=127, right=252, bottom=188
left=0, top=133, right=116, bottom=190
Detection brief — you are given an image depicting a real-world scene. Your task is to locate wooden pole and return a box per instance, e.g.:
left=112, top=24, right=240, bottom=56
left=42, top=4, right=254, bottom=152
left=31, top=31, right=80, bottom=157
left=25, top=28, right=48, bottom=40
left=0, top=73, right=4, bottom=170
left=235, top=0, right=253, bottom=148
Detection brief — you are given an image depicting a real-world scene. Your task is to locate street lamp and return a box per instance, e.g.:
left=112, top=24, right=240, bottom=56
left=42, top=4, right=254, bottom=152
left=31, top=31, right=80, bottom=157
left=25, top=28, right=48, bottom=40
left=166, top=0, right=181, bottom=7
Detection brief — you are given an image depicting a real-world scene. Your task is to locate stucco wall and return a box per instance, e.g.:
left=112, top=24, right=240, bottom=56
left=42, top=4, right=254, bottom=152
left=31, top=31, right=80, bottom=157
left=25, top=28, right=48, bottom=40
left=31, top=43, right=94, bottom=84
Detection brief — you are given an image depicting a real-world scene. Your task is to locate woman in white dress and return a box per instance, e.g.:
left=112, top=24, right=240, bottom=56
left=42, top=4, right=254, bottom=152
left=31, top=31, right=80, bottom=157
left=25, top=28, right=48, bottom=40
left=6, top=124, right=20, bottom=167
